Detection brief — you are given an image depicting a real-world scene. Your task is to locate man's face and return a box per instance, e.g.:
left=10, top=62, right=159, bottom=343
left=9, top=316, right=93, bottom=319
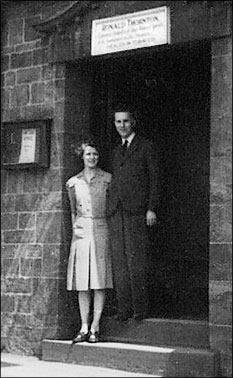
left=114, top=111, right=135, bottom=139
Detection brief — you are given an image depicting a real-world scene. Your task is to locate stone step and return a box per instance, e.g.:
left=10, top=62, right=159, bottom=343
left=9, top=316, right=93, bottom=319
left=42, top=339, right=218, bottom=377
left=101, top=317, right=210, bottom=349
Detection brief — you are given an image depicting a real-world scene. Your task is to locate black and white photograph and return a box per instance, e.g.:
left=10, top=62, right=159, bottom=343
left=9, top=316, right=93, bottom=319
left=1, top=1, right=232, bottom=377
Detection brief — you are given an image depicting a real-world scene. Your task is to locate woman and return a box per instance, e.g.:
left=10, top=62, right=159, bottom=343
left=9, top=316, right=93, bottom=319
left=66, top=137, right=113, bottom=343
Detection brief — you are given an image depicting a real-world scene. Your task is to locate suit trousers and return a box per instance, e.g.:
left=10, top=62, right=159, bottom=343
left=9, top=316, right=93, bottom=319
left=109, top=208, right=150, bottom=318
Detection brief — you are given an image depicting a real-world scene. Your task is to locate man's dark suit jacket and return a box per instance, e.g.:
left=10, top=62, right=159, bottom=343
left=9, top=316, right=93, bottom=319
left=107, top=134, right=159, bottom=216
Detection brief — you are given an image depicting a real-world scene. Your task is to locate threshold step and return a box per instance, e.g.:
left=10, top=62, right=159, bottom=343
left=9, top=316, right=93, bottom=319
left=42, top=339, right=218, bottom=377
left=101, top=317, right=210, bottom=349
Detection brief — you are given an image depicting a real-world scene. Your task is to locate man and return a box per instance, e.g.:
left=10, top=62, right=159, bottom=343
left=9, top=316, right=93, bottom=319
left=107, top=103, right=159, bottom=321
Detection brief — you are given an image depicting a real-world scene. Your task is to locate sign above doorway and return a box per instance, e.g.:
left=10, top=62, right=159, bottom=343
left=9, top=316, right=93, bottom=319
left=91, top=6, right=170, bottom=56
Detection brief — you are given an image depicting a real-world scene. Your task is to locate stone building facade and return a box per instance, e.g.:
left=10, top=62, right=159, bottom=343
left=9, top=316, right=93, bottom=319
left=1, top=1, right=232, bottom=376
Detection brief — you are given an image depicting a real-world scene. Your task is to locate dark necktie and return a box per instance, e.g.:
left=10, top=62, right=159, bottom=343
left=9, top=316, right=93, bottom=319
left=122, top=140, right=128, bottom=157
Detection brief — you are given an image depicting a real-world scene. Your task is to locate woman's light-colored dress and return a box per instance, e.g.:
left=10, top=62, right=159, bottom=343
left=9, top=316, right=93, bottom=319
left=66, top=168, right=113, bottom=291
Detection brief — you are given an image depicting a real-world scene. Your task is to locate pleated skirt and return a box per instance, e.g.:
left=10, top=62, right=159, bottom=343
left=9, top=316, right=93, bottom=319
left=67, top=217, right=113, bottom=291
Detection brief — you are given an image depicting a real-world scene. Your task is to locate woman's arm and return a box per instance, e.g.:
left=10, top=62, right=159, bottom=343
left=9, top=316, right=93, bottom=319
left=66, top=181, right=77, bottom=226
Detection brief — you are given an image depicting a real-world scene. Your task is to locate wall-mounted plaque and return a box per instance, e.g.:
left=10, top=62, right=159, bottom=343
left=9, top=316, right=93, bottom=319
left=2, top=119, right=52, bottom=169
left=91, top=6, right=170, bottom=56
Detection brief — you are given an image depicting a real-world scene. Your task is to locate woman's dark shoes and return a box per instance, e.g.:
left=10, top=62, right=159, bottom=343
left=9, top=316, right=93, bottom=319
left=72, top=331, right=88, bottom=343
left=87, top=331, right=100, bottom=343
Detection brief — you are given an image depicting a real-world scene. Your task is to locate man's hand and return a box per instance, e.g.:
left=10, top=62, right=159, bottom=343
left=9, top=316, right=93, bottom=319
left=146, top=210, right=157, bottom=227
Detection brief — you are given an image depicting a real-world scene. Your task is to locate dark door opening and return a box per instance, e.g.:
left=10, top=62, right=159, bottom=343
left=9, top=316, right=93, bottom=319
left=91, top=42, right=211, bottom=320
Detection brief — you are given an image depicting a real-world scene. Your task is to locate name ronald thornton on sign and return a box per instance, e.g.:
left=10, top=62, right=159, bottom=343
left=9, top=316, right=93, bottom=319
left=91, top=7, right=170, bottom=56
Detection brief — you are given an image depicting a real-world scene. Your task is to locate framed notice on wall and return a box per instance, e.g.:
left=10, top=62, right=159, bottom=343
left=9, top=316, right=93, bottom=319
left=2, top=119, right=52, bottom=169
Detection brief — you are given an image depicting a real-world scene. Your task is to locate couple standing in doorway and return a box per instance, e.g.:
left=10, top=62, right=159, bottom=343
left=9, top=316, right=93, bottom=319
left=66, top=102, right=159, bottom=343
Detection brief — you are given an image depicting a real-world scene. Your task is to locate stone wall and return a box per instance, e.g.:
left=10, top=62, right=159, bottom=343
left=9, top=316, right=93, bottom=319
left=1, top=3, right=232, bottom=375
left=1, top=2, right=77, bottom=356
left=209, top=35, right=232, bottom=377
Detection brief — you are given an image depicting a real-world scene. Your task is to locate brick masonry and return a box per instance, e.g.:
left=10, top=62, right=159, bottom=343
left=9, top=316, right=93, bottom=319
left=1, top=1, right=232, bottom=376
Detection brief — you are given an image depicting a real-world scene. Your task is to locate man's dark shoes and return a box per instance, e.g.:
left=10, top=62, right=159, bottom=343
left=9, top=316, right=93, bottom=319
left=116, top=310, right=133, bottom=322
left=133, top=312, right=147, bottom=321
left=87, top=331, right=100, bottom=343
left=133, top=314, right=144, bottom=321
left=118, top=314, right=130, bottom=322
left=72, top=331, right=88, bottom=343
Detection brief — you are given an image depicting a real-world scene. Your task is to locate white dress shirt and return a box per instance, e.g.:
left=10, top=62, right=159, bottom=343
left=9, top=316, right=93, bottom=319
left=122, top=132, right=136, bottom=147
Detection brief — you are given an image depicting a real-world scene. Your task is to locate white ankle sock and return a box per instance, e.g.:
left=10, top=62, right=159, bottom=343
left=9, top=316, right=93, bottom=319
left=90, top=327, right=99, bottom=333
left=80, top=324, right=88, bottom=334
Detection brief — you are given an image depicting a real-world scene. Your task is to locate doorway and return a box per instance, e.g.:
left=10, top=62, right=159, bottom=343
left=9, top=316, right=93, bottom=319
left=90, top=42, right=211, bottom=320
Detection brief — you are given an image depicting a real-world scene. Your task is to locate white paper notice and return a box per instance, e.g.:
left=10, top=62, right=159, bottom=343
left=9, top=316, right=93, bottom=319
left=19, top=128, right=36, bottom=163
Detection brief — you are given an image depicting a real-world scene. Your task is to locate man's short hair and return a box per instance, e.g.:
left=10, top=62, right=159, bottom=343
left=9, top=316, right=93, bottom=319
left=113, top=102, right=136, bottom=118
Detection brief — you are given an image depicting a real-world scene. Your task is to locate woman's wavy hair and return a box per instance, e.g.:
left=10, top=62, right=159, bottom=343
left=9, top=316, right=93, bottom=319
left=71, top=136, right=101, bottom=158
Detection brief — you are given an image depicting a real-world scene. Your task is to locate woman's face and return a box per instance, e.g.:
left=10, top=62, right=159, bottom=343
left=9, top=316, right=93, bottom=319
left=82, top=145, right=99, bottom=168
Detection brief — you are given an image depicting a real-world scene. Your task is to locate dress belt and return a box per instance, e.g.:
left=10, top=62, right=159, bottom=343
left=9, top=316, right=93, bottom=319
left=78, top=215, right=107, bottom=219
